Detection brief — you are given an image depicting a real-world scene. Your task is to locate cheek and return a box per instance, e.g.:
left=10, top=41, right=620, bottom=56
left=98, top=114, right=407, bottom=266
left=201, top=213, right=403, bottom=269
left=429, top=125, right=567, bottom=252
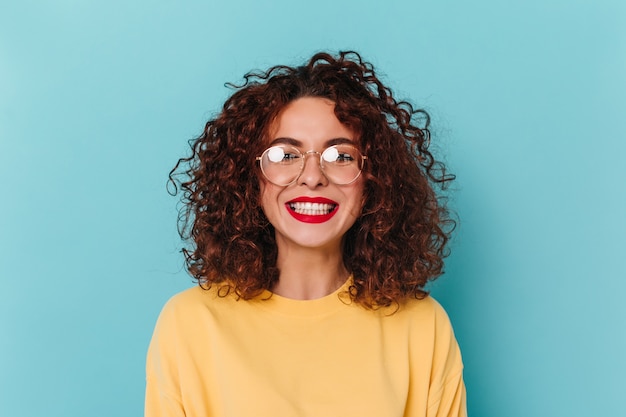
left=259, top=182, right=269, bottom=213
left=353, top=180, right=366, bottom=212
left=259, top=181, right=280, bottom=215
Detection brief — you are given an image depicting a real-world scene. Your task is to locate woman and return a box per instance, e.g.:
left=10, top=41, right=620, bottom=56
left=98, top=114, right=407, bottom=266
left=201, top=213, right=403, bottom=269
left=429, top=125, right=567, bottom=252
left=145, top=51, right=466, bottom=416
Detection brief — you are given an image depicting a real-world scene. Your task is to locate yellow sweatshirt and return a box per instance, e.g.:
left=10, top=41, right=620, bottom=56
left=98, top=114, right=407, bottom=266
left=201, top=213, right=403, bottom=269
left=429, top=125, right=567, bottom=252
left=145, top=280, right=466, bottom=417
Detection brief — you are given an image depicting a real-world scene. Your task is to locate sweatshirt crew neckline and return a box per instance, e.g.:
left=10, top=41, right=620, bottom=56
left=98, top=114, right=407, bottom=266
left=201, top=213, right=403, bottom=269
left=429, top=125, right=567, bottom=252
left=249, top=276, right=355, bottom=317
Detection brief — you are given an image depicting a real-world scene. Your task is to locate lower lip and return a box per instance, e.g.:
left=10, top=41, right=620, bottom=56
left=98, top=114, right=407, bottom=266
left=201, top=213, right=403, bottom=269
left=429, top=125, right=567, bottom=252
left=286, top=205, right=338, bottom=223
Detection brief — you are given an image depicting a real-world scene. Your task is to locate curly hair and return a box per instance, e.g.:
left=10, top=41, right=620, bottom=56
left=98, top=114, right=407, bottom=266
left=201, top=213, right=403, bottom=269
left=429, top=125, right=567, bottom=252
left=169, top=51, right=455, bottom=308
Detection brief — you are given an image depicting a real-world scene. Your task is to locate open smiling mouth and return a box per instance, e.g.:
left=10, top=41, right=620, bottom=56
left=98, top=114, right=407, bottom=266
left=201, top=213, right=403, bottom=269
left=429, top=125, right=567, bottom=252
left=288, top=202, right=337, bottom=215
left=285, top=199, right=339, bottom=223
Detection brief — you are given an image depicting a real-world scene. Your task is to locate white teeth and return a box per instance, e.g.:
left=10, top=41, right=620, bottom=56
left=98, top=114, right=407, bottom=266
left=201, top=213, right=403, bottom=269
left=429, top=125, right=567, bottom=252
left=289, top=202, right=336, bottom=215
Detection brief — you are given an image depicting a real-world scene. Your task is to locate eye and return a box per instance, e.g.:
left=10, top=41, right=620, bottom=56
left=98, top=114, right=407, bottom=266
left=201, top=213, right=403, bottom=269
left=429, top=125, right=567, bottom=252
left=267, top=146, right=300, bottom=163
left=323, top=146, right=357, bottom=164
left=336, top=152, right=355, bottom=163
left=283, top=152, right=300, bottom=161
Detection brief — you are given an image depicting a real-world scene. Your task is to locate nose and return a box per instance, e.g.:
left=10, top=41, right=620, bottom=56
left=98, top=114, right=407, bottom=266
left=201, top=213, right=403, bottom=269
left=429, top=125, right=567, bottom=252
left=297, top=151, right=329, bottom=188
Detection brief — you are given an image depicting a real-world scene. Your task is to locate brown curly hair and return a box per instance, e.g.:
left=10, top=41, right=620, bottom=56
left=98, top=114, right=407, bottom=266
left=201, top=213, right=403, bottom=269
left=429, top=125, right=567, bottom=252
left=169, top=51, right=455, bottom=308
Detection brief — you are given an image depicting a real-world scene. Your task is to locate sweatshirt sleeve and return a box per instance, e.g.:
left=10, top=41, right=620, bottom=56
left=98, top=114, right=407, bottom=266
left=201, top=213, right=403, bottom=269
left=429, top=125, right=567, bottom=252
left=426, top=369, right=466, bottom=417
left=425, top=300, right=467, bottom=417
left=144, top=298, right=186, bottom=417
left=144, top=378, right=185, bottom=417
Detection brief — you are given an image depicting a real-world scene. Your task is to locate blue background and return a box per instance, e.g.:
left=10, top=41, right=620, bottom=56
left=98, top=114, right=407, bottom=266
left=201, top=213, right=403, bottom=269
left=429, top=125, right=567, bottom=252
left=1, top=0, right=624, bottom=416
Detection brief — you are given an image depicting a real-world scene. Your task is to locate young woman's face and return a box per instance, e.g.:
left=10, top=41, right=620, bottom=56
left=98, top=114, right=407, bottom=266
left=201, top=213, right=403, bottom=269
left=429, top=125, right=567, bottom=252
left=259, top=97, right=365, bottom=253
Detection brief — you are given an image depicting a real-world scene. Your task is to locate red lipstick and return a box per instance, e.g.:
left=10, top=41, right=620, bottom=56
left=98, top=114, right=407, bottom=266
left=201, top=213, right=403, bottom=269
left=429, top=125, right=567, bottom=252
left=285, top=196, right=339, bottom=224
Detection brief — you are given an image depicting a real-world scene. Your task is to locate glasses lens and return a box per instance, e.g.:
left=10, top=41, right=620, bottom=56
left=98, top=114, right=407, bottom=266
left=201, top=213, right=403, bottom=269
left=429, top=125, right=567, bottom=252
left=321, top=145, right=364, bottom=185
left=260, top=145, right=303, bottom=186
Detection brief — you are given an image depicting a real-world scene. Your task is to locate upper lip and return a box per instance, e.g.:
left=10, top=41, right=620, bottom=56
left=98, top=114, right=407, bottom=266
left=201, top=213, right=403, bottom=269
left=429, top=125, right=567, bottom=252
left=287, top=196, right=338, bottom=204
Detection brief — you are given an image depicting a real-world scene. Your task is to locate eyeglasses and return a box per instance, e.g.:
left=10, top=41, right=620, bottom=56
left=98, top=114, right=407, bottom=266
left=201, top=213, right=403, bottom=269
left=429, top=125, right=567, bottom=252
left=256, top=144, right=367, bottom=186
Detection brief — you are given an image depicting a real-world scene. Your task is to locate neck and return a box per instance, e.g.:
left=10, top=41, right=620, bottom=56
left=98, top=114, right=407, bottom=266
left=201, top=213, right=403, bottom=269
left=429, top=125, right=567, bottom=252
left=272, top=244, right=349, bottom=300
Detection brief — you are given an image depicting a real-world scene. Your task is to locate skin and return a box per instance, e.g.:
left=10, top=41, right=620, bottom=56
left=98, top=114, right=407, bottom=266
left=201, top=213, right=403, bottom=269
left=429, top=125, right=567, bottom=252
left=260, top=97, right=365, bottom=300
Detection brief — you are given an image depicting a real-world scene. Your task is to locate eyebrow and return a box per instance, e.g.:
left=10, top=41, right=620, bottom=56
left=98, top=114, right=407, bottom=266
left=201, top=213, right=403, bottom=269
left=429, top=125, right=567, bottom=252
left=268, top=137, right=357, bottom=147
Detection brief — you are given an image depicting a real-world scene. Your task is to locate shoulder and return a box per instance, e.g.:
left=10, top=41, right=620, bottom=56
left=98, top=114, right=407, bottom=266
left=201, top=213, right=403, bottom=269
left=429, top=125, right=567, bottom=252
left=402, top=294, right=447, bottom=314
left=161, top=283, right=238, bottom=311
left=157, top=286, right=205, bottom=317
left=395, top=295, right=454, bottom=331
left=163, top=285, right=211, bottom=308
left=398, top=296, right=462, bottom=367
left=153, top=284, right=240, bottom=330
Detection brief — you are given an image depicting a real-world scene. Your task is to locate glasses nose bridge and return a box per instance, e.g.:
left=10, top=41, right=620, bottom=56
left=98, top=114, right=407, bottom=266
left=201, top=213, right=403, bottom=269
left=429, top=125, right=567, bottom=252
left=301, top=149, right=323, bottom=168
left=302, top=149, right=322, bottom=157
left=296, top=149, right=328, bottom=184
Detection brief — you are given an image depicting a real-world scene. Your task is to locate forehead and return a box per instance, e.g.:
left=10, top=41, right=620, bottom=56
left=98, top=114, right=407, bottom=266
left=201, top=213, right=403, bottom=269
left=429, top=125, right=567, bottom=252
left=268, top=97, right=355, bottom=146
